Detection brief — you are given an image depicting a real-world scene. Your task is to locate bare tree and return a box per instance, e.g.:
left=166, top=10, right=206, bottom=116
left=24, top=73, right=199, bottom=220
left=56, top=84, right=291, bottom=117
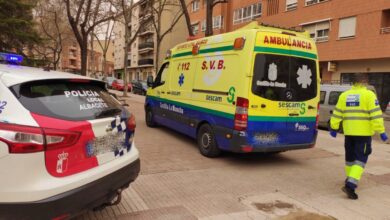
left=89, top=32, right=95, bottom=76
left=113, top=0, right=151, bottom=97
left=93, top=19, right=115, bottom=77
left=34, top=0, right=70, bottom=70
left=149, top=0, right=185, bottom=72
left=205, top=0, right=227, bottom=37
left=178, top=0, right=194, bottom=38
left=63, top=0, right=116, bottom=76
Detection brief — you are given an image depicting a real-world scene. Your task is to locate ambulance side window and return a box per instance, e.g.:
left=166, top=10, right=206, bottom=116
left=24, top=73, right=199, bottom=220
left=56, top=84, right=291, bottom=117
left=153, top=62, right=170, bottom=88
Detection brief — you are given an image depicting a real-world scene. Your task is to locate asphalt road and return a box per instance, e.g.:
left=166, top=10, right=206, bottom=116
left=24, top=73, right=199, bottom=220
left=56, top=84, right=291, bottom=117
left=78, top=93, right=390, bottom=220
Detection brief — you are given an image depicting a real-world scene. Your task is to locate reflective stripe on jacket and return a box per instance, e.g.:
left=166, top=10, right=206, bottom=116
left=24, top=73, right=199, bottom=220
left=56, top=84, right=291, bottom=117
left=330, top=84, right=385, bottom=136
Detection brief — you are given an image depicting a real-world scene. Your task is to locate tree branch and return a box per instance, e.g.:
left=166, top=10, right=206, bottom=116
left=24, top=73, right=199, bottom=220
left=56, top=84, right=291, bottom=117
left=212, top=0, right=228, bottom=8
left=160, top=11, right=184, bottom=41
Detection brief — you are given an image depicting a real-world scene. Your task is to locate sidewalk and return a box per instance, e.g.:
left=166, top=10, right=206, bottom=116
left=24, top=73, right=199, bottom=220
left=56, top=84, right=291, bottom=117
left=384, top=112, right=390, bottom=136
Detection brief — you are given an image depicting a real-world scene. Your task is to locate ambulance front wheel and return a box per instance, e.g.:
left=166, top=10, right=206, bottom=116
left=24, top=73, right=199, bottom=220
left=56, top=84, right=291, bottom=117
left=197, top=124, right=221, bottom=158
left=145, top=107, right=157, bottom=127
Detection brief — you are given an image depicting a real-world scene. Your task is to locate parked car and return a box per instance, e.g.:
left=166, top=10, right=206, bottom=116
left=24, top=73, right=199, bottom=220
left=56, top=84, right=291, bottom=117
left=131, top=80, right=148, bottom=95
left=319, top=84, right=376, bottom=129
left=112, top=79, right=132, bottom=92
left=0, top=61, right=140, bottom=219
left=106, top=76, right=117, bottom=89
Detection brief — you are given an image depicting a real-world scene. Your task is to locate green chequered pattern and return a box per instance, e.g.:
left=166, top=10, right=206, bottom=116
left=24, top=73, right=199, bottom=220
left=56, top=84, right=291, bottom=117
left=171, top=45, right=317, bottom=60
left=148, top=96, right=234, bottom=119
left=148, top=96, right=316, bottom=122
left=254, top=46, right=317, bottom=59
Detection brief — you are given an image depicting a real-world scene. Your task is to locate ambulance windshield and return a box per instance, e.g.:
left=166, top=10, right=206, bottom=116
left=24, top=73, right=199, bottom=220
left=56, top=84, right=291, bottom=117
left=252, top=54, right=317, bottom=102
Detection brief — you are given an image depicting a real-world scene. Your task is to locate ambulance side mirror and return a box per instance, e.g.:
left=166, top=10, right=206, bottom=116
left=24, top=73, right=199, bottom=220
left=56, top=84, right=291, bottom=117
left=147, top=76, right=154, bottom=87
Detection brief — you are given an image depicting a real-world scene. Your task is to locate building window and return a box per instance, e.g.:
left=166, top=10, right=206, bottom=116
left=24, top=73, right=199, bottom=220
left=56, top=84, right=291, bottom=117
left=70, top=60, right=76, bottom=66
left=213, top=15, right=223, bottom=29
left=233, top=3, right=262, bottom=25
left=191, top=0, right=200, bottom=12
left=338, top=17, right=356, bottom=39
left=201, top=20, right=206, bottom=32
left=191, top=23, right=199, bottom=35
left=303, top=21, right=330, bottom=42
left=286, top=0, right=297, bottom=11
left=380, top=9, right=390, bottom=34
left=69, top=50, right=76, bottom=57
left=305, top=0, right=328, bottom=6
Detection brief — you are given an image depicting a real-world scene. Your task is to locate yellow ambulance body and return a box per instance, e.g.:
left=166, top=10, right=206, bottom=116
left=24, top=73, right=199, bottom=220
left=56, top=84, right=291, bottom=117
left=145, top=22, right=320, bottom=157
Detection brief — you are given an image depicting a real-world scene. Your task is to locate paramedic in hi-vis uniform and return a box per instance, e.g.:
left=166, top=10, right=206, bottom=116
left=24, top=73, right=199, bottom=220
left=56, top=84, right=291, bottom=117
left=330, top=73, right=388, bottom=200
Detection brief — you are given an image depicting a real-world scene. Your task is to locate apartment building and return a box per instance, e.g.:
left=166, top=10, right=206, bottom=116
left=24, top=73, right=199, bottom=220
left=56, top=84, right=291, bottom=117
left=188, top=0, right=390, bottom=110
left=60, top=38, right=114, bottom=77
left=114, top=0, right=187, bottom=81
left=61, top=39, right=81, bottom=74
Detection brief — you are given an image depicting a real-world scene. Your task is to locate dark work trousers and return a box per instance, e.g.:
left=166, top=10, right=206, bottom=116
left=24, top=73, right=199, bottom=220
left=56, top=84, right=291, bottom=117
left=344, top=136, right=372, bottom=190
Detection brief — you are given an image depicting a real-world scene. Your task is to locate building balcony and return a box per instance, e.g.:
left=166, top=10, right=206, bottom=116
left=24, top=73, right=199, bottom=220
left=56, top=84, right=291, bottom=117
left=139, top=0, right=147, bottom=6
left=380, top=27, right=390, bottom=34
left=138, top=42, right=154, bottom=54
left=138, top=58, right=154, bottom=67
left=139, top=27, right=154, bottom=36
left=315, top=36, right=329, bottom=42
left=139, top=42, right=154, bottom=49
left=139, top=9, right=152, bottom=20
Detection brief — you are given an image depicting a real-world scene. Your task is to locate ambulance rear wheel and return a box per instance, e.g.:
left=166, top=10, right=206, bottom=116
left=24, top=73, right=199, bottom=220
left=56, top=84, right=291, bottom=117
left=197, top=124, right=221, bottom=158
left=145, top=107, right=156, bottom=127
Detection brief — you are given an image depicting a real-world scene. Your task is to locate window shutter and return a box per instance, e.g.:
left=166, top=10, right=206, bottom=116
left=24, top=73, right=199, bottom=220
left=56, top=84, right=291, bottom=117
left=286, top=0, right=297, bottom=5
left=339, top=17, right=356, bottom=38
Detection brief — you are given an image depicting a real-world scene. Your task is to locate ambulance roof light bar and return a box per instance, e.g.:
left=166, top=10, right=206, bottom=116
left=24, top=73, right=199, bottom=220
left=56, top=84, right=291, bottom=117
left=260, top=23, right=305, bottom=33
left=0, top=52, right=23, bottom=65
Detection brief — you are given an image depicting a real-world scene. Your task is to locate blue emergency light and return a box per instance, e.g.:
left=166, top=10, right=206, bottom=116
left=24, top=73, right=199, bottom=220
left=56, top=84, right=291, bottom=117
left=0, top=52, right=23, bottom=64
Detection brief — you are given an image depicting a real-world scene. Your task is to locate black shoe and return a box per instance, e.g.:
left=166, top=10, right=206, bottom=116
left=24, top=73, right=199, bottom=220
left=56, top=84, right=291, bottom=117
left=342, top=186, right=358, bottom=200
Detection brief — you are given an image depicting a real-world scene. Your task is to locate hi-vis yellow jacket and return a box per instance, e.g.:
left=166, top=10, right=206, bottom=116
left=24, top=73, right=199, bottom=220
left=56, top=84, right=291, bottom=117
left=330, top=84, right=385, bottom=136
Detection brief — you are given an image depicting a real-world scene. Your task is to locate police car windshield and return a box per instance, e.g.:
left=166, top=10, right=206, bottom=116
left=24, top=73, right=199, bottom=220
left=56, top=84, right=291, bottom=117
left=252, top=54, right=317, bottom=102
left=11, top=80, right=122, bottom=121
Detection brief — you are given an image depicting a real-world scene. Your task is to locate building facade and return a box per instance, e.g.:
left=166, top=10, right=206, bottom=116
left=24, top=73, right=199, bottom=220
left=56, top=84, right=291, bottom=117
left=61, top=39, right=81, bottom=74
left=188, top=0, right=390, bottom=110
left=113, top=0, right=187, bottom=81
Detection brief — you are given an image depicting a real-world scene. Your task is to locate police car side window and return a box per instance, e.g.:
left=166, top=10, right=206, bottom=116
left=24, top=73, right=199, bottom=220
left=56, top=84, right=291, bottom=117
left=154, top=62, right=169, bottom=88
left=329, top=91, right=342, bottom=105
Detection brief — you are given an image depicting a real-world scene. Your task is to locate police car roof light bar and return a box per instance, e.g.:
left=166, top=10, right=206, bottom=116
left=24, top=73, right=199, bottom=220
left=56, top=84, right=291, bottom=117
left=0, top=52, right=23, bottom=65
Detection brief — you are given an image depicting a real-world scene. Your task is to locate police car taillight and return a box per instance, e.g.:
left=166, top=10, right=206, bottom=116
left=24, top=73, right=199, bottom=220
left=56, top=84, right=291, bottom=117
left=44, top=128, right=80, bottom=151
left=0, top=122, right=80, bottom=153
left=234, top=97, right=249, bottom=131
left=127, top=113, right=136, bottom=132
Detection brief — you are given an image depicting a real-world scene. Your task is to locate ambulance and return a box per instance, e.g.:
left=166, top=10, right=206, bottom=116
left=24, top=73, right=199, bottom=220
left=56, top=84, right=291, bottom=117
left=145, top=22, right=320, bottom=157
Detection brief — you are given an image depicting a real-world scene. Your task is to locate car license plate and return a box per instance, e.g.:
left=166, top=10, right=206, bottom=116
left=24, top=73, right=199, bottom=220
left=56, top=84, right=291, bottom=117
left=88, top=131, right=127, bottom=164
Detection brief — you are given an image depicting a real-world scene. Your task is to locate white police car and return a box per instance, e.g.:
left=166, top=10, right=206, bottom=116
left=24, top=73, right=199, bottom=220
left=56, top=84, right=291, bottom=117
left=0, top=53, right=140, bottom=219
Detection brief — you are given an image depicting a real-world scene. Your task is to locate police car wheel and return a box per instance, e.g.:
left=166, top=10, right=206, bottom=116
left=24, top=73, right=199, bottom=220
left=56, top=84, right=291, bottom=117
left=197, top=124, right=221, bottom=158
left=145, top=107, right=156, bottom=127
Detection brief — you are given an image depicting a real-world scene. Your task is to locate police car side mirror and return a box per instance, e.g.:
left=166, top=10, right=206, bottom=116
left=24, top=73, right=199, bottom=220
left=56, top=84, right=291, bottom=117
left=110, top=92, right=118, bottom=100
left=147, top=76, right=154, bottom=87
